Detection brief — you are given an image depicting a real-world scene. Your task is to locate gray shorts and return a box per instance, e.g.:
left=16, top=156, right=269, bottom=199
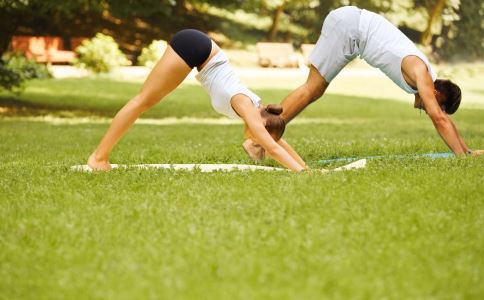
left=309, top=6, right=362, bottom=82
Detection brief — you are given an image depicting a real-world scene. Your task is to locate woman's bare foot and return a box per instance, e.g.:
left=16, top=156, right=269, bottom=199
left=87, top=152, right=112, bottom=171
left=243, top=139, right=265, bottom=161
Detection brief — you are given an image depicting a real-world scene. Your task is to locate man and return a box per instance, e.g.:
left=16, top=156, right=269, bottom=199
left=244, top=6, right=482, bottom=160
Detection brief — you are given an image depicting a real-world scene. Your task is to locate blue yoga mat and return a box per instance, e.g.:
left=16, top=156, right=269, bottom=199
left=317, top=152, right=454, bottom=164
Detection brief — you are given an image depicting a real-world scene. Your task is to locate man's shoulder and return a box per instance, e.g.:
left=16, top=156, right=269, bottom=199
left=402, top=56, right=432, bottom=77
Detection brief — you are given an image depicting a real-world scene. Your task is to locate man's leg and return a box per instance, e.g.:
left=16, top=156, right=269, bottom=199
left=281, top=65, right=328, bottom=123
left=281, top=8, right=359, bottom=123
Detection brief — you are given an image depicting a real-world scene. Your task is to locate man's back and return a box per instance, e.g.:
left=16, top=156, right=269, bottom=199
left=358, top=9, right=436, bottom=94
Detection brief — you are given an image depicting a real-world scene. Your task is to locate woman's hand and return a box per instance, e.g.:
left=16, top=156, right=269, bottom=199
left=231, top=95, right=304, bottom=172
left=87, top=152, right=112, bottom=171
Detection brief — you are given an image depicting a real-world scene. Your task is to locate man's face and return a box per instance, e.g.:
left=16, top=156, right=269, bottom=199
left=414, top=90, right=447, bottom=112
left=414, top=94, right=425, bottom=111
left=434, top=89, right=447, bottom=109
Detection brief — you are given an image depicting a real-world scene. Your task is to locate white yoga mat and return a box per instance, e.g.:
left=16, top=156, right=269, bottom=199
left=71, top=159, right=366, bottom=173
left=332, top=158, right=366, bottom=171
left=71, top=163, right=283, bottom=172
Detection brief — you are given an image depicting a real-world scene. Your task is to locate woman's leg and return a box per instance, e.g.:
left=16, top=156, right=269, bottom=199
left=88, top=46, right=191, bottom=170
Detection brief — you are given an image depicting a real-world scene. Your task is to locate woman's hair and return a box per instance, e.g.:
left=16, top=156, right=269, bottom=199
left=260, top=104, right=286, bottom=141
left=434, top=79, right=461, bottom=115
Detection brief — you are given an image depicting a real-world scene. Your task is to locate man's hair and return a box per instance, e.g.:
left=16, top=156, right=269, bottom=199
left=261, top=104, right=285, bottom=140
left=434, top=79, right=461, bottom=114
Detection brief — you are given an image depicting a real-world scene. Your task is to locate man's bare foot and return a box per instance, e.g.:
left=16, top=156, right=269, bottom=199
left=87, top=152, right=112, bottom=171
left=242, top=139, right=265, bottom=161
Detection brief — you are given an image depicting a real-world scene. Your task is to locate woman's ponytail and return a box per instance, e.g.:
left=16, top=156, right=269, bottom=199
left=261, top=104, right=286, bottom=140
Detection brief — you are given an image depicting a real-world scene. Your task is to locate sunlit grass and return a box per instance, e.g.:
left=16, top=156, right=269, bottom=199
left=1, top=78, right=483, bottom=299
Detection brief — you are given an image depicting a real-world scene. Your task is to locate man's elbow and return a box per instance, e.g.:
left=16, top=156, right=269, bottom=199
left=297, top=83, right=322, bottom=105
left=429, top=112, right=449, bottom=128
left=306, top=85, right=324, bottom=103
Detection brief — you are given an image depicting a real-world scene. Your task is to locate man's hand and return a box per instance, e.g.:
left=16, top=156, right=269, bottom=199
left=471, top=149, right=484, bottom=157
left=242, top=139, right=265, bottom=161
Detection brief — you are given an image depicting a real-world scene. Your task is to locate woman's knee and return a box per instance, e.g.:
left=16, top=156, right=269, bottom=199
left=132, top=93, right=160, bottom=112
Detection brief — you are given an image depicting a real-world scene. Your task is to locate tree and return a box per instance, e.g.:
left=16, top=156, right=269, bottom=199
left=267, top=0, right=285, bottom=41
left=435, top=0, right=484, bottom=60
left=0, top=0, right=103, bottom=55
left=414, top=0, right=448, bottom=46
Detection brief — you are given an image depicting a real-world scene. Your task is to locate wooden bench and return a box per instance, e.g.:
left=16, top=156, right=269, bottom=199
left=10, top=36, right=86, bottom=64
left=256, top=42, right=299, bottom=68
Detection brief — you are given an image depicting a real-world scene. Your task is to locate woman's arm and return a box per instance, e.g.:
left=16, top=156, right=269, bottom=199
left=277, top=138, right=308, bottom=169
left=231, top=95, right=305, bottom=172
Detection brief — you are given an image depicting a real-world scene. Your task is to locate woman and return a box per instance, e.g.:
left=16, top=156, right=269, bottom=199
left=87, top=29, right=307, bottom=172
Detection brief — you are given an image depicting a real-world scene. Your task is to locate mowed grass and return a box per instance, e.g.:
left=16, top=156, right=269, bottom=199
left=1, top=78, right=483, bottom=300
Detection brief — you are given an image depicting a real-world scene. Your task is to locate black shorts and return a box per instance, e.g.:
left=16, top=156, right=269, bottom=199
left=170, top=29, right=212, bottom=69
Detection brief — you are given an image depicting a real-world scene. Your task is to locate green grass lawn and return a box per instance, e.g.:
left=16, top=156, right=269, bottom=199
left=1, top=78, right=483, bottom=300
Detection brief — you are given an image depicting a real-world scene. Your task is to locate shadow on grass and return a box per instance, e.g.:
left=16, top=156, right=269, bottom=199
left=0, top=97, right=109, bottom=118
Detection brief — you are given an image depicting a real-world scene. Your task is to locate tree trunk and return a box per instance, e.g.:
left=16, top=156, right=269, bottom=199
left=420, top=0, right=446, bottom=46
left=175, top=0, right=187, bottom=15
left=0, top=10, right=19, bottom=55
left=267, top=1, right=285, bottom=41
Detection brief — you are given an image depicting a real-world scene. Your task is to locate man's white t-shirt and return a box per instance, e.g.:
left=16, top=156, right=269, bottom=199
left=358, top=9, right=437, bottom=94
left=309, top=6, right=437, bottom=94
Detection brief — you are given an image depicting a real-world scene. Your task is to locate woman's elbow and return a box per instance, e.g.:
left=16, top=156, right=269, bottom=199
left=264, top=144, right=280, bottom=157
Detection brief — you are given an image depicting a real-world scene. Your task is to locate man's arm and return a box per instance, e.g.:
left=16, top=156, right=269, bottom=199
left=281, top=65, right=329, bottom=123
left=415, top=69, right=467, bottom=155
left=449, top=118, right=471, bottom=153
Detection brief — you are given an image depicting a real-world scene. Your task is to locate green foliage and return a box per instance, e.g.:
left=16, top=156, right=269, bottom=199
left=4, top=53, right=51, bottom=80
left=0, top=60, right=23, bottom=93
left=0, top=53, right=51, bottom=93
left=3, top=0, right=482, bottom=62
left=106, top=0, right=174, bottom=18
left=0, top=0, right=104, bottom=54
left=74, top=33, right=131, bottom=73
left=435, top=0, right=484, bottom=61
left=137, top=40, right=167, bottom=68
left=0, top=0, right=103, bottom=15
